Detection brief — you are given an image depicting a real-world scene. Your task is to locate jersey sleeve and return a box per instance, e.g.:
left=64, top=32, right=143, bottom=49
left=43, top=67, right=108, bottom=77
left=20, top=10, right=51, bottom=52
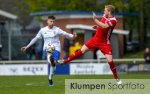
left=106, top=19, right=117, bottom=27
left=26, top=37, right=39, bottom=49
left=35, top=29, right=43, bottom=39
left=26, top=29, right=42, bottom=48
left=57, top=28, right=73, bottom=39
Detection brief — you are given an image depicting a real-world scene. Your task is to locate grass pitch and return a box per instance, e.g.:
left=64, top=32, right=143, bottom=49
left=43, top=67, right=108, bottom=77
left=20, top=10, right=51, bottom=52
left=0, top=74, right=150, bottom=94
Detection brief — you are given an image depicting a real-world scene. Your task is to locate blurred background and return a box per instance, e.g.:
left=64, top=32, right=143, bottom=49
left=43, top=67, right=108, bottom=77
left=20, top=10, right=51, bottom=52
left=0, top=0, right=150, bottom=60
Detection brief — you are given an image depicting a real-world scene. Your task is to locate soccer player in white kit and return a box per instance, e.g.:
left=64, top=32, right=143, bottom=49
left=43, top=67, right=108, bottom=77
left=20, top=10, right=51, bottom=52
left=21, top=16, right=76, bottom=86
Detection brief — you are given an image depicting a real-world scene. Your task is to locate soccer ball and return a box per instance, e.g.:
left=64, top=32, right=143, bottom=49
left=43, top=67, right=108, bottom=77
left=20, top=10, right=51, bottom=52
left=46, top=44, right=55, bottom=53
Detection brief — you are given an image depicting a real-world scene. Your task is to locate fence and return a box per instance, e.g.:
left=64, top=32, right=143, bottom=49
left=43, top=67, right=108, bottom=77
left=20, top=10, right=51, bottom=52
left=0, top=58, right=149, bottom=76
left=0, top=58, right=145, bottom=64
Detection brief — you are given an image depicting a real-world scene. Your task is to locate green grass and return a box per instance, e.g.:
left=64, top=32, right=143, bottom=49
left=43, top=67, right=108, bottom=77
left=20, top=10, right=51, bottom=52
left=0, top=74, right=150, bottom=94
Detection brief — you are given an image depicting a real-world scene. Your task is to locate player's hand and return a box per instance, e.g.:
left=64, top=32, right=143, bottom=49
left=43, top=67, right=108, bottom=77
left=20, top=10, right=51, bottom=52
left=92, top=11, right=97, bottom=20
left=21, top=46, right=27, bottom=52
left=92, top=25, right=97, bottom=29
left=73, top=32, right=77, bottom=39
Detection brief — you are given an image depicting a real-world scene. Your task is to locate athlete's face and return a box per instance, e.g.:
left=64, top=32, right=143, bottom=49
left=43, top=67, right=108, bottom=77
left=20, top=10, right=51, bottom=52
left=104, top=8, right=109, bottom=17
left=47, top=19, right=55, bottom=28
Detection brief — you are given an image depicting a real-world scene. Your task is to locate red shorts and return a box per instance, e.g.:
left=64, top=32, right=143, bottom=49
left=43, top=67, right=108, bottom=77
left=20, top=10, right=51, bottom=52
left=85, top=39, right=112, bottom=55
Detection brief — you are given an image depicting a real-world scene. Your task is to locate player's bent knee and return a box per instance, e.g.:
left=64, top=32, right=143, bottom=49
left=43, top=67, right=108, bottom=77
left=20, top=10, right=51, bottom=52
left=107, top=59, right=113, bottom=63
left=81, top=45, right=89, bottom=53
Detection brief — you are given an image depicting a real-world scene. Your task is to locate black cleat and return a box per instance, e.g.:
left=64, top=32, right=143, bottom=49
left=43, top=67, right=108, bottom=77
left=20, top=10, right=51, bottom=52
left=48, top=79, right=54, bottom=86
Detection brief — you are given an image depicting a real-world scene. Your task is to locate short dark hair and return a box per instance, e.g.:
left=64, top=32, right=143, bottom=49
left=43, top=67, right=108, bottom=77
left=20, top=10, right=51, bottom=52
left=48, top=15, right=55, bottom=20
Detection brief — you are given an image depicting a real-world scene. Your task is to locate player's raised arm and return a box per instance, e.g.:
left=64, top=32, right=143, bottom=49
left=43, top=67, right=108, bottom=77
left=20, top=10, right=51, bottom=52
left=58, top=28, right=77, bottom=40
left=92, top=12, right=109, bottom=28
left=21, top=29, right=42, bottom=52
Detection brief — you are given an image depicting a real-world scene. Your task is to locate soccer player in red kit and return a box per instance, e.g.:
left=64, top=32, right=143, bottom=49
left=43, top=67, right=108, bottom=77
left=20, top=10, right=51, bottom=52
left=58, top=5, right=122, bottom=84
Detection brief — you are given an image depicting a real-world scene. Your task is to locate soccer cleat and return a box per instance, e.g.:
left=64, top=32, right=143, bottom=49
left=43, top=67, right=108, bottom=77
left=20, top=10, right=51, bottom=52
left=116, top=79, right=122, bottom=85
left=57, top=60, right=65, bottom=66
left=48, top=79, right=54, bottom=86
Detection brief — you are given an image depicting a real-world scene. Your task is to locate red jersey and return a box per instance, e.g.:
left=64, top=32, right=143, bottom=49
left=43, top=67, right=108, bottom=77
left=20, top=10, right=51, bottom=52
left=92, top=16, right=117, bottom=43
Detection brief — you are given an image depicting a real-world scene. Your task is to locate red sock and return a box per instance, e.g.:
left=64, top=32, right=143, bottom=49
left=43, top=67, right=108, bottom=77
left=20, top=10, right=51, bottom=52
left=64, top=50, right=83, bottom=63
left=108, top=61, right=119, bottom=79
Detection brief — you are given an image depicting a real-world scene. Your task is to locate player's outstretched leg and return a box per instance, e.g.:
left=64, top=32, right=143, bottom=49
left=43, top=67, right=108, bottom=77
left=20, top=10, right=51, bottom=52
left=57, top=49, right=83, bottom=64
left=58, top=45, right=89, bottom=64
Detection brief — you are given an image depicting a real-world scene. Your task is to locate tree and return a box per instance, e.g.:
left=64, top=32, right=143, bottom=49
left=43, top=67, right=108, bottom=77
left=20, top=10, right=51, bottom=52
left=108, top=0, right=150, bottom=49
left=16, top=0, right=150, bottom=49
left=24, top=0, right=105, bottom=12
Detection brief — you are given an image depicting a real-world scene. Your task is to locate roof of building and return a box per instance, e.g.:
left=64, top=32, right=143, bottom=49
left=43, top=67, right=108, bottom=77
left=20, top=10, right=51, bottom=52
left=0, top=9, right=18, bottom=20
left=66, top=24, right=129, bottom=35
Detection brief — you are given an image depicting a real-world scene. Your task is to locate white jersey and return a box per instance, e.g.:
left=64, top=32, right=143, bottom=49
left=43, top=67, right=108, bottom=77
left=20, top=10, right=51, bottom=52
left=27, top=26, right=73, bottom=52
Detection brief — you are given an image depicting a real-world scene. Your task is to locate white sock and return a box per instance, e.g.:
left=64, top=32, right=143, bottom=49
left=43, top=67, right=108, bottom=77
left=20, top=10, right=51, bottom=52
left=49, top=66, right=56, bottom=80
